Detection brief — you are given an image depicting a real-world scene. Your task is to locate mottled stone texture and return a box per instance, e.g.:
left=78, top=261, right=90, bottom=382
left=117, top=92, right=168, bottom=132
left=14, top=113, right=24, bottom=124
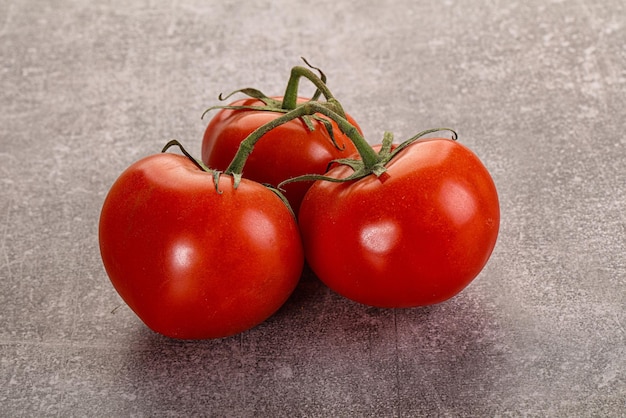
left=1, top=0, right=624, bottom=416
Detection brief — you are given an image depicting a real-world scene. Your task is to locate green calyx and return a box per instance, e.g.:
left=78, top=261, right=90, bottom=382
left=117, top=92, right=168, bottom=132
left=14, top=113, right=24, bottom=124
left=214, top=95, right=457, bottom=191
left=171, top=58, right=457, bottom=214
left=161, top=59, right=347, bottom=204
left=221, top=100, right=370, bottom=185
left=197, top=59, right=360, bottom=189
left=271, top=103, right=458, bottom=189
left=162, top=140, right=230, bottom=194
left=161, top=140, right=296, bottom=218
left=200, top=58, right=347, bottom=145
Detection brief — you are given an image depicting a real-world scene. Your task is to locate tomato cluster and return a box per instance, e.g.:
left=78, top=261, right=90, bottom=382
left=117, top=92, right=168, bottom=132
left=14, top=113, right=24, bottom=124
left=99, top=62, right=499, bottom=339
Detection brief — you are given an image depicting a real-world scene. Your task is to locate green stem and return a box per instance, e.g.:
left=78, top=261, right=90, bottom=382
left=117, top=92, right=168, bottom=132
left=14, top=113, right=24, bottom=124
left=225, top=102, right=379, bottom=175
left=282, top=67, right=331, bottom=109
left=162, top=139, right=211, bottom=172
left=300, top=57, right=327, bottom=101
left=281, top=67, right=346, bottom=119
left=309, top=105, right=377, bottom=168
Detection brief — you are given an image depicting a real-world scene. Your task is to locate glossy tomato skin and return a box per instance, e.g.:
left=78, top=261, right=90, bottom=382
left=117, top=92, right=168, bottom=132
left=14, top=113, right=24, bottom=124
left=99, top=153, right=304, bottom=339
left=201, top=97, right=360, bottom=214
left=298, top=138, right=499, bottom=308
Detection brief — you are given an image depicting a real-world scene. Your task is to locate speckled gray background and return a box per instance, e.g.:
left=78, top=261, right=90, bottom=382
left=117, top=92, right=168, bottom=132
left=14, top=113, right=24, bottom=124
left=1, top=0, right=624, bottom=416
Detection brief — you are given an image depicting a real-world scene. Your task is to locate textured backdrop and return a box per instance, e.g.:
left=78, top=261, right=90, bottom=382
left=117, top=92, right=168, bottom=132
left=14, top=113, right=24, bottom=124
left=1, top=0, right=624, bottom=416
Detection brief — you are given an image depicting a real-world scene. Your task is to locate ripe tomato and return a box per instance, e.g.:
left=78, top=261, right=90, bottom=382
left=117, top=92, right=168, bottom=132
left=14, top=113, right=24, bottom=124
left=298, top=138, right=499, bottom=308
left=201, top=97, right=360, bottom=214
left=99, top=153, right=304, bottom=339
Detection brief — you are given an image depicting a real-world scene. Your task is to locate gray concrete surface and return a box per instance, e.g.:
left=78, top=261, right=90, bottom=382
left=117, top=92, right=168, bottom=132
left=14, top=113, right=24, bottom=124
left=1, top=0, right=625, bottom=416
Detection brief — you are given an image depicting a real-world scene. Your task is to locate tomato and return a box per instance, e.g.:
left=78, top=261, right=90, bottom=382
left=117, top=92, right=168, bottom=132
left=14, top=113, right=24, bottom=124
left=201, top=97, right=360, bottom=214
left=99, top=152, right=303, bottom=339
left=298, top=138, right=499, bottom=308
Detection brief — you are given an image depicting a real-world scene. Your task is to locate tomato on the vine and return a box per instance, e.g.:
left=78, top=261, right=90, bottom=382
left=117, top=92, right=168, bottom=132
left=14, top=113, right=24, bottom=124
left=99, top=150, right=303, bottom=339
left=201, top=96, right=360, bottom=214
left=297, top=137, right=500, bottom=308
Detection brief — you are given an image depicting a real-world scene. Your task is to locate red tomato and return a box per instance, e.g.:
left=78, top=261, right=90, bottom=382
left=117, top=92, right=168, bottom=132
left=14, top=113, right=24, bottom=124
left=201, top=97, right=360, bottom=214
left=99, top=153, right=304, bottom=339
left=298, top=138, right=500, bottom=308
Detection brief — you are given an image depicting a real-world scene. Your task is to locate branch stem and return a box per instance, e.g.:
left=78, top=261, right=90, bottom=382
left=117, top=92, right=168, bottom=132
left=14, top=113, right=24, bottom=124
left=225, top=102, right=378, bottom=175
left=281, top=66, right=346, bottom=119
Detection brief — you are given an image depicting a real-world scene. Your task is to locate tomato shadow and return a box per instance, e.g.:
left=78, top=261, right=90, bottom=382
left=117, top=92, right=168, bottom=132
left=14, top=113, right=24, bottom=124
left=116, top=265, right=326, bottom=414
left=392, top=292, right=507, bottom=415
left=121, top=267, right=503, bottom=415
left=273, top=262, right=330, bottom=313
left=120, top=324, right=248, bottom=413
left=251, top=268, right=504, bottom=414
